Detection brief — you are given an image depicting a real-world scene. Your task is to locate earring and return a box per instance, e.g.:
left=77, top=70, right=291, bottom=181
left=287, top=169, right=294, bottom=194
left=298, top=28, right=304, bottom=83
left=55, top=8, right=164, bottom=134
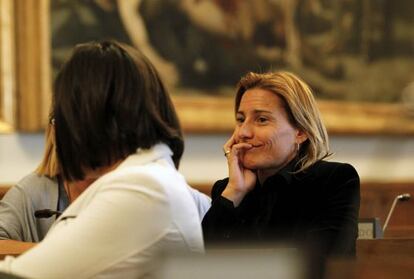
left=296, top=142, right=300, bottom=153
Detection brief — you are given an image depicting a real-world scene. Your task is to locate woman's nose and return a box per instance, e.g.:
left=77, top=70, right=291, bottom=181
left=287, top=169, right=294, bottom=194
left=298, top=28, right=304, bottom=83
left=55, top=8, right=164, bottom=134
left=237, top=122, right=253, bottom=140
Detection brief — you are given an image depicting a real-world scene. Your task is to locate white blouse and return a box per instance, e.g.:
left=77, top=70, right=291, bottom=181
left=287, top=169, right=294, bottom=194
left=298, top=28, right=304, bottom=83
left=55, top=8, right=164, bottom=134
left=0, top=144, right=204, bottom=278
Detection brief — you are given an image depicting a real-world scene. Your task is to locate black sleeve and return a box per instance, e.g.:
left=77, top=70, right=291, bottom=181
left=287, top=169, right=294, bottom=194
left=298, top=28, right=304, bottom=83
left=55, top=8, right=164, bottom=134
left=201, top=178, right=240, bottom=244
left=307, top=163, right=360, bottom=257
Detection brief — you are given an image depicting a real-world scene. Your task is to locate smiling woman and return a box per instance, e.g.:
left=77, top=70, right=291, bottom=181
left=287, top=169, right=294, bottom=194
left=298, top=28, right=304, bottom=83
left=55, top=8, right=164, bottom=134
left=202, top=71, right=360, bottom=277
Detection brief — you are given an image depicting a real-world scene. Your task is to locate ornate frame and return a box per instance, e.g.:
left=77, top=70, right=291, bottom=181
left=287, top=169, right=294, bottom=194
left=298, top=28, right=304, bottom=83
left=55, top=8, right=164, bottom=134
left=0, top=0, right=51, bottom=133
left=172, top=95, right=414, bottom=135
left=3, top=0, right=414, bottom=135
left=0, top=0, right=15, bottom=133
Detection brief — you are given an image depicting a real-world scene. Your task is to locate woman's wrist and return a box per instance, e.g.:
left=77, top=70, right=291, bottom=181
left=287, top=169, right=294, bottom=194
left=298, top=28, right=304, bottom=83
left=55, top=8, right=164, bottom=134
left=221, top=184, right=248, bottom=207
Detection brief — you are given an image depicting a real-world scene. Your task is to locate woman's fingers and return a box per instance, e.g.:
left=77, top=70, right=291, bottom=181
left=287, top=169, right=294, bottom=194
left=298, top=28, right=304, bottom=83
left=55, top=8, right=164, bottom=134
left=226, top=142, right=252, bottom=159
left=223, top=133, right=236, bottom=156
left=223, top=134, right=252, bottom=159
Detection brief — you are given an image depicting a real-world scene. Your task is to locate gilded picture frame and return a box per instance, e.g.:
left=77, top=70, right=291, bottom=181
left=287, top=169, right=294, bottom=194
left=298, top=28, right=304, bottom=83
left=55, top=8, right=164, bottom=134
left=7, top=0, right=414, bottom=135
left=0, top=0, right=15, bottom=133
left=0, top=0, right=51, bottom=133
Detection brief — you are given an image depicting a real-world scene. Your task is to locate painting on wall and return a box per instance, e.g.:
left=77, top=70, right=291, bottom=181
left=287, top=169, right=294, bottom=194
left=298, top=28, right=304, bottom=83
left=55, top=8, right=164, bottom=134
left=13, top=0, right=414, bottom=134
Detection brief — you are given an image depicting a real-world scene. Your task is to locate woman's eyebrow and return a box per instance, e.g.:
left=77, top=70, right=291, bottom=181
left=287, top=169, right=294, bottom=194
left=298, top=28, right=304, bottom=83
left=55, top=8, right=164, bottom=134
left=237, top=109, right=272, bottom=114
left=252, top=109, right=273, bottom=114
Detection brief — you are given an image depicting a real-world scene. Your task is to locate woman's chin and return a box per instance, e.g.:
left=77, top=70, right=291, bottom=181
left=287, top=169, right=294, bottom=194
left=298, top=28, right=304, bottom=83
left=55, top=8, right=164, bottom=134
left=240, top=158, right=259, bottom=170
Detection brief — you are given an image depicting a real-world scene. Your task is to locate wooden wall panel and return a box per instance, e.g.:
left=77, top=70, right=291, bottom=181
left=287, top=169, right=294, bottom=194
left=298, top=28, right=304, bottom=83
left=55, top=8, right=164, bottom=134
left=2, top=181, right=414, bottom=237
left=360, top=182, right=414, bottom=237
left=326, top=239, right=414, bottom=279
left=191, top=181, right=414, bottom=238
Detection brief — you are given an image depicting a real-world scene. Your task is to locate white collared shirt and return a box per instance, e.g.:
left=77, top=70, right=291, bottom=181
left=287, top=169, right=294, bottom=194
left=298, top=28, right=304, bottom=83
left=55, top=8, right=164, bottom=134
left=0, top=144, right=204, bottom=278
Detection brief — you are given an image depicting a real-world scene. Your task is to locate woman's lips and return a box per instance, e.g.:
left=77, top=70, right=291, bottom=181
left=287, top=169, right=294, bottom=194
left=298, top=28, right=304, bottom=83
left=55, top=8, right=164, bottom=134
left=246, top=144, right=261, bottom=151
left=235, top=142, right=262, bottom=151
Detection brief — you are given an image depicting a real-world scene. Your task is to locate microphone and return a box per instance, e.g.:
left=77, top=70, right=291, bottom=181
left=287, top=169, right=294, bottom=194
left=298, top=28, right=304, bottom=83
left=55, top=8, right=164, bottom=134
left=382, top=193, right=411, bottom=232
left=34, top=209, right=62, bottom=219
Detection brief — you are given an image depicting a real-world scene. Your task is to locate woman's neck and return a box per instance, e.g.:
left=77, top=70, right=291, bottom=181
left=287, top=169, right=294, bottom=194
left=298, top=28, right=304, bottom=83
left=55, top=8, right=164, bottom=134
left=65, top=160, right=123, bottom=203
left=64, top=179, right=93, bottom=203
left=257, top=169, right=278, bottom=185
left=257, top=160, right=292, bottom=185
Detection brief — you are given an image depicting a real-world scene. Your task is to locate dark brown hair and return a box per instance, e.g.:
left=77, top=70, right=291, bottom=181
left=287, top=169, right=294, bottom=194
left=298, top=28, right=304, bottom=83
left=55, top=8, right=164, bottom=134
left=53, top=40, right=183, bottom=181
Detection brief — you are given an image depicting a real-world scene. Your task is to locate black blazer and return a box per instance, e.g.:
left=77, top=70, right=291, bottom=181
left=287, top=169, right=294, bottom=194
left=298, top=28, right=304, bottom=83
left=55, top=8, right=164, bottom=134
left=202, top=160, right=360, bottom=257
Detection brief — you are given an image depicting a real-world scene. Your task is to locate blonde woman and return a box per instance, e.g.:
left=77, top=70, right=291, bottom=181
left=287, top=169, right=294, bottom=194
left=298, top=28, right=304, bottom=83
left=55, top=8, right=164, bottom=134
left=0, top=123, right=73, bottom=242
left=202, top=71, right=360, bottom=260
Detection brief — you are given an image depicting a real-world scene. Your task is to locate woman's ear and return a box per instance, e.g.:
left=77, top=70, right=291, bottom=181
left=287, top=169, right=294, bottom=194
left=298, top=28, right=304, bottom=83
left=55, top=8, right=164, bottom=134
left=295, top=129, right=308, bottom=144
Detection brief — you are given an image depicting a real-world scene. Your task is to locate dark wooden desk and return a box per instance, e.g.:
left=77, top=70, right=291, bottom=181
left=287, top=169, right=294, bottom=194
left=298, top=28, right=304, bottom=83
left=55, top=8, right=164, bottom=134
left=0, top=241, right=35, bottom=260
left=357, top=238, right=414, bottom=259
left=326, top=239, right=414, bottom=279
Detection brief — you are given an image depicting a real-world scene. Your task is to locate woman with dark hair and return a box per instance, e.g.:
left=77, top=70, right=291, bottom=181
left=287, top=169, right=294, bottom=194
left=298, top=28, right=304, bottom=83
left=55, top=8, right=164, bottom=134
left=0, top=111, right=210, bottom=244
left=0, top=40, right=204, bottom=278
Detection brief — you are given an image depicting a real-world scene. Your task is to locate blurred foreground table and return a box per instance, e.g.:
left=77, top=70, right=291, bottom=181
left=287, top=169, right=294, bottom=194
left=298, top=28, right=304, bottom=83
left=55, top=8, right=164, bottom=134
left=1, top=239, right=414, bottom=278
left=0, top=241, right=35, bottom=260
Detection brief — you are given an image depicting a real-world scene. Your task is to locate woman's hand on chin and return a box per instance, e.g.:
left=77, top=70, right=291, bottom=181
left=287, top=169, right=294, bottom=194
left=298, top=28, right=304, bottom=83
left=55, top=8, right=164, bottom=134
left=222, top=135, right=256, bottom=207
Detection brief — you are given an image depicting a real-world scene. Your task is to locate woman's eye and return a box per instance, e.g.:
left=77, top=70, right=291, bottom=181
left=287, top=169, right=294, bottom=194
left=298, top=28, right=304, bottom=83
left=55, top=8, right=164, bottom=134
left=257, top=117, right=268, bottom=123
left=236, top=117, right=244, bottom=123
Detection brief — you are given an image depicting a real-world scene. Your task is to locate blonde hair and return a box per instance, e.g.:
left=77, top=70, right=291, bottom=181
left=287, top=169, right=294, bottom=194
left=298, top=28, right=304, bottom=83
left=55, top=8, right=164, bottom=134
left=35, top=122, right=60, bottom=177
left=235, top=71, right=331, bottom=172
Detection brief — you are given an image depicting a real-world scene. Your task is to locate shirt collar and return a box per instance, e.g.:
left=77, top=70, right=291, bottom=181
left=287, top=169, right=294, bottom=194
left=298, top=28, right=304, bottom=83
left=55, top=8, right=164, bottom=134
left=116, top=143, right=175, bottom=170
left=265, top=156, right=319, bottom=187
left=263, top=156, right=300, bottom=186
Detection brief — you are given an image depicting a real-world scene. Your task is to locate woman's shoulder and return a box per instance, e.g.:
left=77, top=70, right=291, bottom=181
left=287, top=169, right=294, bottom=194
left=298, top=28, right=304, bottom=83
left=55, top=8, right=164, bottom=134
left=16, top=173, right=58, bottom=193
left=2, top=173, right=59, bottom=213
left=304, top=160, right=359, bottom=184
left=309, top=160, right=358, bottom=175
left=102, top=160, right=179, bottom=185
left=95, top=159, right=188, bottom=200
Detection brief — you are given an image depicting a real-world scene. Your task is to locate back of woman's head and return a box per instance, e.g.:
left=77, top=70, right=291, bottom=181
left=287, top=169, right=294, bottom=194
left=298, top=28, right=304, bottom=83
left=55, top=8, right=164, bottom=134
left=235, top=71, right=331, bottom=172
left=53, top=40, right=183, bottom=181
